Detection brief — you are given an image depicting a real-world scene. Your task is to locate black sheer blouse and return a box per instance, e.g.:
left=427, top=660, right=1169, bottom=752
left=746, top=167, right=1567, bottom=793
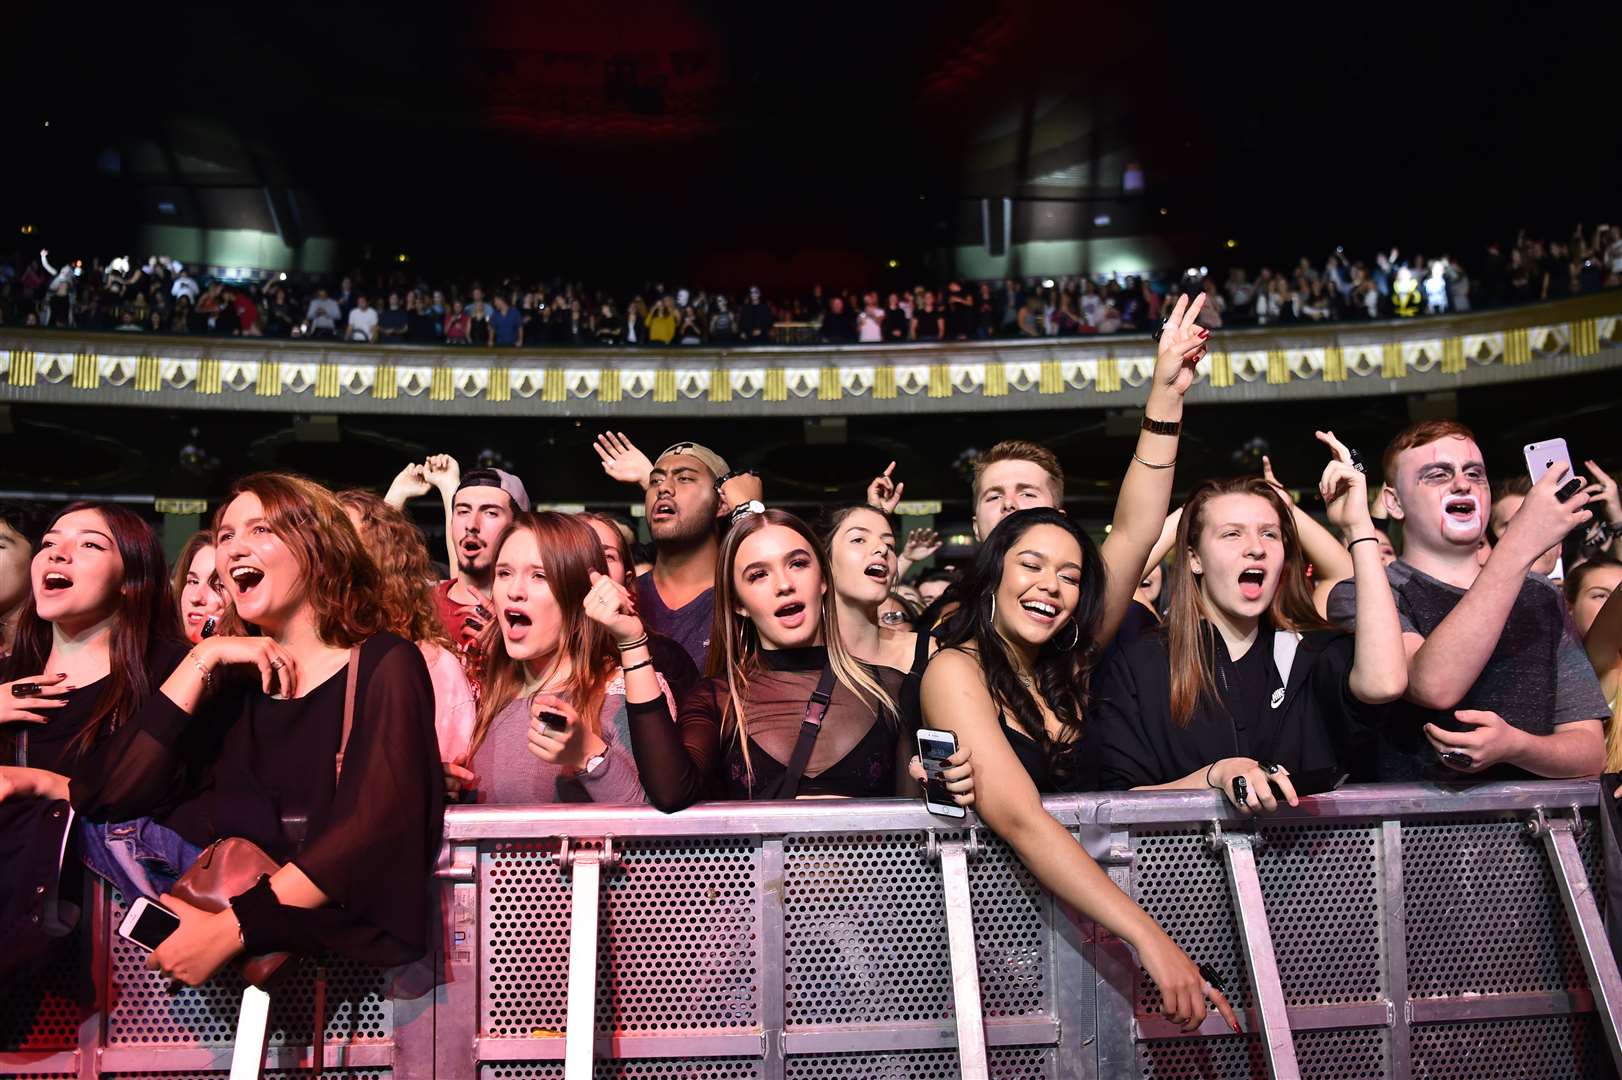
left=627, top=646, right=910, bottom=811
left=70, top=633, right=444, bottom=966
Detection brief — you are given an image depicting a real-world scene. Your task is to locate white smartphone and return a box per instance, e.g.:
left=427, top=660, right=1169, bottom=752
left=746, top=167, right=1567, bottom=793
left=117, top=896, right=181, bottom=952
left=916, top=728, right=966, bottom=819
left=1525, top=438, right=1586, bottom=503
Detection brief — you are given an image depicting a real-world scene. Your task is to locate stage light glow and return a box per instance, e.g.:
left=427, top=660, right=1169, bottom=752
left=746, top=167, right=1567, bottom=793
left=20, top=225, right=34, bottom=236
left=1093, top=214, right=1111, bottom=227
left=1158, top=207, right=1168, bottom=216
left=1225, top=239, right=1237, bottom=249
left=1042, top=278, right=1055, bottom=288
left=887, top=259, right=898, bottom=269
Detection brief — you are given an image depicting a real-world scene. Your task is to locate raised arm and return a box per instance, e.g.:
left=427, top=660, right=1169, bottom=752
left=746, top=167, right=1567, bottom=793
left=1263, top=453, right=1354, bottom=593
left=1406, top=464, right=1591, bottom=709
left=422, top=454, right=462, bottom=569
left=1316, top=431, right=1407, bottom=704
left=1097, top=292, right=1209, bottom=644
left=594, top=431, right=655, bottom=491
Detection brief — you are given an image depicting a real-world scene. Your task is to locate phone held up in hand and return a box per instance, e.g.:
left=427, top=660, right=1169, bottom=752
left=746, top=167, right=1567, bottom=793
left=117, top=896, right=181, bottom=952
left=1524, top=438, right=1584, bottom=502
left=916, top=727, right=965, bottom=819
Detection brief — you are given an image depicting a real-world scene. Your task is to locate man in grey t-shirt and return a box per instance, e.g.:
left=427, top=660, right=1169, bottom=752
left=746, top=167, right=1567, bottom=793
left=1325, top=421, right=1608, bottom=782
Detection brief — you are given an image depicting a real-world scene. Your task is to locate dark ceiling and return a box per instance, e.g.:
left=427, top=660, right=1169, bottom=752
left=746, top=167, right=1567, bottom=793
left=4, top=2, right=1615, bottom=276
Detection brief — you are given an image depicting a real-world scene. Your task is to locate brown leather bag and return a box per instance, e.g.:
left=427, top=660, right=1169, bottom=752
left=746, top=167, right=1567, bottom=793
left=170, top=647, right=361, bottom=989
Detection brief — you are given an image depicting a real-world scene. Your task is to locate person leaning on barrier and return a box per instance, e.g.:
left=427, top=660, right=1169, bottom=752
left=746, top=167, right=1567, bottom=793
left=70, top=473, right=444, bottom=986
left=1325, top=421, right=1609, bottom=781
left=465, top=512, right=674, bottom=805
left=1, top=504, right=186, bottom=983
left=918, top=296, right=1241, bottom=1033
left=1091, top=433, right=1409, bottom=811
left=627, top=509, right=916, bottom=809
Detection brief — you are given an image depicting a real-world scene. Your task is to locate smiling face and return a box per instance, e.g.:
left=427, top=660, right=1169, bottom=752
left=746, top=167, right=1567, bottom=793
left=992, top=523, right=1083, bottom=652
left=1188, top=493, right=1286, bottom=626
left=1387, top=435, right=1489, bottom=555
left=493, top=527, right=564, bottom=663
left=828, top=508, right=896, bottom=608
left=452, top=486, right=514, bottom=576
left=215, top=493, right=308, bottom=633
left=733, top=524, right=826, bottom=649
left=33, top=509, right=125, bottom=630
left=180, top=543, right=227, bottom=643
left=646, top=454, right=721, bottom=545
left=974, top=459, right=1059, bottom=541
left=1571, top=563, right=1622, bottom=637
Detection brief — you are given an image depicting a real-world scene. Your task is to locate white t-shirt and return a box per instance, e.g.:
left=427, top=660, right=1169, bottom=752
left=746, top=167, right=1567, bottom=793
left=857, top=305, right=884, bottom=342
left=347, top=306, right=379, bottom=341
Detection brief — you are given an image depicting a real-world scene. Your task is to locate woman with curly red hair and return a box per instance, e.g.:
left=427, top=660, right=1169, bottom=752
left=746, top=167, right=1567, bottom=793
left=72, top=472, right=443, bottom=986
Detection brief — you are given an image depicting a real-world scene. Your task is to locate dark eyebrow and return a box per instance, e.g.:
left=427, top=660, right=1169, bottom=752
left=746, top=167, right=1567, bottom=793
left=44, top=528, right=115, bottom=543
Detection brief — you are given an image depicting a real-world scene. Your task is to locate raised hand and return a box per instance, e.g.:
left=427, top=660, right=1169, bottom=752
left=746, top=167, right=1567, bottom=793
left=582, top=569, right=645, bottom=644
left=1584, top=459, right=1622, bottom=527
left=867, top=461, right=905, bottom=514
left=1261, top=455, right=1296, bottom=505
left=422, top=453, right=461, bottom=495
left=1153, top=292, right=1211, bottom=397
left=1315, top=430, right=1373, bottom=540
left=193, top=636, right=298, bottom=698
left=1498, top=463, right=1592, bottom=566
left=594, top=431, right=654, bottom=489
left=383, top=462, right=432, bottom=508
left=901, top=528, right=942, bottom=564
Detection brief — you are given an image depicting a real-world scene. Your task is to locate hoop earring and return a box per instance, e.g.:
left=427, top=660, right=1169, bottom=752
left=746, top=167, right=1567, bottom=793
left=989, top=594, right=996, bottom=624
left=1061, top=620, right=1080, bottom=652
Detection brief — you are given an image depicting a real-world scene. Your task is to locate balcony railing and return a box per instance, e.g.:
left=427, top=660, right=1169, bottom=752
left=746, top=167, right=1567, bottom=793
left=2, top=294, right=1620, bottom=418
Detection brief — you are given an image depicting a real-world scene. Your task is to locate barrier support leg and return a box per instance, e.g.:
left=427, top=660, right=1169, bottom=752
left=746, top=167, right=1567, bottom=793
left=928, top=831, right=989, bottom=1080
left=227, top=985, right=272, bottom=1080
left=561, top=837, right=617, bottom=1080
left=1531, top=809, right=1622, bottom=1073
left=1210, top=829, right=1300, bottom=1080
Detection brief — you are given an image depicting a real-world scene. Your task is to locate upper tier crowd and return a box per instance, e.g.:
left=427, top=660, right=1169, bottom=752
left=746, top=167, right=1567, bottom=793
left=3, top=219, right=1619, bottom=344
left=2, top=293, right=1621, bottom=1026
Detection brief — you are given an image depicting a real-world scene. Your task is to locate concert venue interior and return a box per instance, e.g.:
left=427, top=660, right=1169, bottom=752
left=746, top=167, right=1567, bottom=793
left=3, top=3, right=1621, bottom=1077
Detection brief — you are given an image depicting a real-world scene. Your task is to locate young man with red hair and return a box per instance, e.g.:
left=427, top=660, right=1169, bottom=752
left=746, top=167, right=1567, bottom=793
left=1327, top=420, right=1607, bottom=781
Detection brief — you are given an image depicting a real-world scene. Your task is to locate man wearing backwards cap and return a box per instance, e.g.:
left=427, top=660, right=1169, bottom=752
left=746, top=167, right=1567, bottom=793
left=635, top=442, right=736, bottom=672
left=387, top=454, right=531, bottom=654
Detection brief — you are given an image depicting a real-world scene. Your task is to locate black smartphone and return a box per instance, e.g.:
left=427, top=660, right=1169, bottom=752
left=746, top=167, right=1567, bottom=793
left=539, top=710, right=568, bottom=734
left=200, top=615, right=218, bottom=639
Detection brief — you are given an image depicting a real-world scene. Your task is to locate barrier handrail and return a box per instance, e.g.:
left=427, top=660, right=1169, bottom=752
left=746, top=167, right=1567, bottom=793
left=440, top=779, right=1604, bottom=839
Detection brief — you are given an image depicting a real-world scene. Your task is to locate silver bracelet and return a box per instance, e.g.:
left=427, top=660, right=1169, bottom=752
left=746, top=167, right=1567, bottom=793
left=189, top=650, right=213, bottom=689
left=1132, top=451, right=1176, bottom=470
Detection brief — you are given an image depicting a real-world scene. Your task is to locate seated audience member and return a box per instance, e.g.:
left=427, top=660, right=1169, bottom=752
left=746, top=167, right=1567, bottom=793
left=917, top=298, right=1238, bottom=1033
left=628, top=510, right=909, bottom=811
left=172, top=530, right=229, bottom=644
left=1, top=501, right=45, bottom=658
left=1565, top=556, right=1622, bottom=769
left=1093, top=434, right=1407, bottom=808
left=387, top=456, right=530, bottom=659
left=1, top=505, right=185, bottom=981
left=71, top=474, right=444, bottom=985
left=468, top=512, right=669, bottom=804
left=338, top=491, right=478, bottom=776
left=1490, top=475, right=1562, bottom=579
left=579, top=512, right=699, bottom=705
left=1326, top=421, right=1608, bottom=781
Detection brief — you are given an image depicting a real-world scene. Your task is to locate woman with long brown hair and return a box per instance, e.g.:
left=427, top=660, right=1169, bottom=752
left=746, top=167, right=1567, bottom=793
left=468, top=511, right=671, bottom=804
left=1, top=503, right=186, bottom=981
left=71, top=473, right=443, bottom=986
left=627, top=509, right=907, bottom=811
left=1092, top=433, right=1408, bottom=810
left=171, top=530, right=229, bottom=644
left=339, top=490, right=477, bottom=769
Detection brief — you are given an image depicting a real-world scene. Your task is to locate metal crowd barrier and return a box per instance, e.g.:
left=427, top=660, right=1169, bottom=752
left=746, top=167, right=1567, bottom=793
left=3, top=781, right=1619, bottom=1079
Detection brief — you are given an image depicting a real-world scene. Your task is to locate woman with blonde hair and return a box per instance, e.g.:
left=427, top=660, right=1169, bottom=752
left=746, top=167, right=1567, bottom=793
left=72, top=472, right=442, bottom=986
left=627, top=508, right=908, bottom=811
left=468, top=512, right=672, bottom=804
left=338, top=490, right=477, bottom=775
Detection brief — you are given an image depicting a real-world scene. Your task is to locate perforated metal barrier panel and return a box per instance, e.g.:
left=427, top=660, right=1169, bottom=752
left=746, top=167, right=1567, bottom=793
left=3, top=783, right=1617, bottom=1079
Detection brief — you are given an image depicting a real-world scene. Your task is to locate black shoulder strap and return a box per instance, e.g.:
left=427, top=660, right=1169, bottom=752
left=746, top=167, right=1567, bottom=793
left=772, top=663, right=839, bottom=800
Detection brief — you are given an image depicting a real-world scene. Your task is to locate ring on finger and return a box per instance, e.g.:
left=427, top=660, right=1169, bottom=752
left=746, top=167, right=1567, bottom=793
left=270, top=658, right=284, bottom=669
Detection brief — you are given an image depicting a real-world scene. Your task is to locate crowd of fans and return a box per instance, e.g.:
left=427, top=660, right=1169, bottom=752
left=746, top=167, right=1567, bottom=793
left=2, top=220, right=1618, bottom=346
left=1, top=295, right=1619, bottom=1032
